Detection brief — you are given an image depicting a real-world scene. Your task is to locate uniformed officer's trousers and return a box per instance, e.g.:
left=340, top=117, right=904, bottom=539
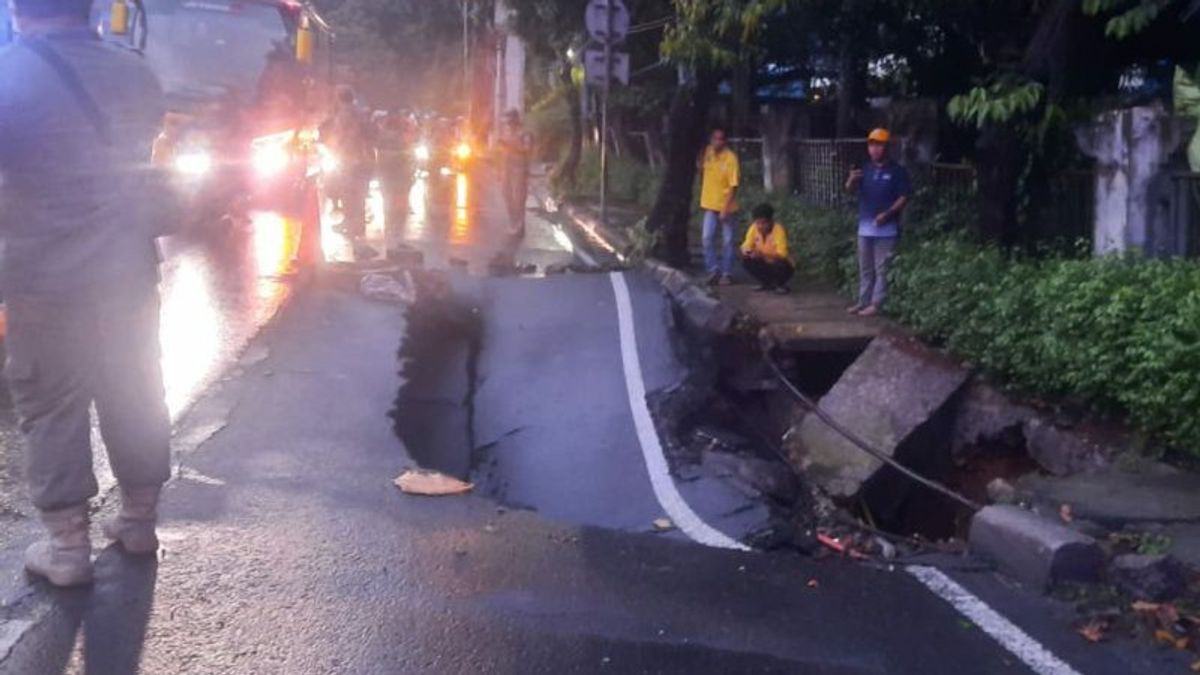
left=4, top=285, right=171, bottom=512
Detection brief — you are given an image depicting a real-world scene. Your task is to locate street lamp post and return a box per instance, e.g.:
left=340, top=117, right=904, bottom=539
left=463, top=0, right=472, bottom=122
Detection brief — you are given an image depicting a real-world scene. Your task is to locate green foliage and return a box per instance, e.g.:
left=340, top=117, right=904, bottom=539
left=628, top=217, right=662, bottom=265
left=561, top=147, right=662, bottom=209
left=948, top=80, right=1045, bottom=129
left=889, top=236, right=1200, bottom=455
left=662, top=0, right=796, bottom=67
left=1083, top=0, right=1174, bottom=39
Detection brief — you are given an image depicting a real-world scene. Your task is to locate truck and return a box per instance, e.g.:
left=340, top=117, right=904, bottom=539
left=109, top=0, right=335, bottom=245
left=0, top=0, right=335, bottom=251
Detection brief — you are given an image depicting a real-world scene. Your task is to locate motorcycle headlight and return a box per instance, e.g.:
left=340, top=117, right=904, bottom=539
left=174, top=151, right=213, bottom=177
left=414, top=144, right=431, bottom=162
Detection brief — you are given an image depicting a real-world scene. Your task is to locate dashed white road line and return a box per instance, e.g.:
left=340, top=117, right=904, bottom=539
left=609, top=272, right=748, bottom=551
left=609, top=270, right=1081, bottom=675
left=908, top=566, right=1083, bottom=675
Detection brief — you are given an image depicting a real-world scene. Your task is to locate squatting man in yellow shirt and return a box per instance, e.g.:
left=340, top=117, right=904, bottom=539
left=740, top=203, right=795, bottom=295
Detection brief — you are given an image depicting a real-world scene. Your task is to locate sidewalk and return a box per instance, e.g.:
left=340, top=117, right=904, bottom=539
left=558, top=198, right=885, bottom=353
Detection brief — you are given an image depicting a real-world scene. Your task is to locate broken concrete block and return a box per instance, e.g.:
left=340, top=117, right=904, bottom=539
left=1111, top=554, right=1188, bottom=602
left=783, top=336, right=970, bottom=501
left=986, top=478, right=1017, bottom=505
left=1023, top=418, right=1112, bottom=477
left=951, top=380, right=1034, bottom=460
left=676, top=284, right=736, bottom=334
left=969, top=505, right=1105, bottom=590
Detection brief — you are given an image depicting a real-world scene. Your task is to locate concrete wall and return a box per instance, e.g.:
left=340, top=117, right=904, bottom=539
left=1076, top=105, right=1186, bottom=256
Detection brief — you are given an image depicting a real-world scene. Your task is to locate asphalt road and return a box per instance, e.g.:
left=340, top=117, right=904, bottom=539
left=0, top=168, right=1186, bottom=674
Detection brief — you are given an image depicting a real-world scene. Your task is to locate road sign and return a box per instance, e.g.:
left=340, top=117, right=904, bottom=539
left=585, top=0, right=630, bottom=45
left=584, top=48, right=629, bottom=87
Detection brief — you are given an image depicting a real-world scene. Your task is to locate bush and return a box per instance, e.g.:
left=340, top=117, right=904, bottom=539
left=562, top=147, right=661, bottom=209
left=890, top=236, right=1200, bottom=455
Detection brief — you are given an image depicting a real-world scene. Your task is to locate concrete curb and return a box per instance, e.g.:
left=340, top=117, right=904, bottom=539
left=969, top=505, right=1105, bottom=591
left=558, top=202, right=739, bottom=337
left=560, top=201, right=635, bottom=259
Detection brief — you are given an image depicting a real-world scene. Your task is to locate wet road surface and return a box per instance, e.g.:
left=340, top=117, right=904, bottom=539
left=0, top=168, right=1187, bottom=673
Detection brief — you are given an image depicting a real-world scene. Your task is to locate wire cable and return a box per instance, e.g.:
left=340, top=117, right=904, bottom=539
left=764, top=350, right=983, bottom=512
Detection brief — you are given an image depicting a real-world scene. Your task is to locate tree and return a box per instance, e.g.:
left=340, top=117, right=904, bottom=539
left=315, top=0, right=484, bottom=110
left=942, top=0, right=1200, bottom=244
left=646, top=0, right=794, bottom=266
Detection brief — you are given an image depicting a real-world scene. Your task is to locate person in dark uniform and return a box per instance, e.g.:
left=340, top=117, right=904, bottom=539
left=0, top=0, right=176, bottom=586
left=324, top=86, right=376, bottom=243
left=498, top=109, right=534, bottom=236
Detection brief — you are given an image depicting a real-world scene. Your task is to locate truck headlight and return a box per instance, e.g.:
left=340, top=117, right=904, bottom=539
left=174, top=151, right=212, bottom=177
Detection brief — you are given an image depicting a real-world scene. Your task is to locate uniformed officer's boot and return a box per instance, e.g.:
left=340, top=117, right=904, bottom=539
left=25, top=505, right=94, bottom=587
left=102, top=486, right=161, bottom=555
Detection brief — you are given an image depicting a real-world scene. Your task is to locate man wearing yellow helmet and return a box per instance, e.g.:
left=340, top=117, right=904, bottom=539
left=845, top=128, right=910, bottom=317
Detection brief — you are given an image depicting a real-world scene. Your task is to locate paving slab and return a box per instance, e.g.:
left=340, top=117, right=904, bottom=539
left=783, top=336, right=970, bottom=500
left=717, top=286, right=883, bottom=352
left=1017, top=466, right=1200, bottom=526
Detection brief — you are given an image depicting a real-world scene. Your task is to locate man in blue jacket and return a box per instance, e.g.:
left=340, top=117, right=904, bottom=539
left=845, top=128, right=910, bottom=317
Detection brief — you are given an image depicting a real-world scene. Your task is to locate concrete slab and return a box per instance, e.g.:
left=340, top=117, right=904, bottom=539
left=970, top=505, right=1105, bottom=590
left=717, top=286, right=883, bottom=352
left=1017, top=467, right=1200, bottom=526
left=784, top=336, right=970, bottom=500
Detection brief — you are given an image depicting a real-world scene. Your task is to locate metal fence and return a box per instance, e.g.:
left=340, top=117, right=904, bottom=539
left=793, top=139, right=868, bottom=207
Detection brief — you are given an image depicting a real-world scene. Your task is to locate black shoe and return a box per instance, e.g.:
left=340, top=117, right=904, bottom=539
left=753, top=284, right=772, bottom=292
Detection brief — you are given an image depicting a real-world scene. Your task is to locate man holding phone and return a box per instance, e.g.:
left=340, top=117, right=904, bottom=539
left=845, top=128, right=910, bottom=317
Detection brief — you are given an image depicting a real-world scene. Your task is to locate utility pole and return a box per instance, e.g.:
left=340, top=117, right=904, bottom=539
left=585, top=0, right=629, bottom=225
left=600, top=0, right=612, bottom=226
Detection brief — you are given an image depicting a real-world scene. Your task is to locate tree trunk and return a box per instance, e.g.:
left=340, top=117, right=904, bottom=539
left=975, top=125, right=1022, bottom=245
left=558, top=60, right=583, bottom=189
left=761, top=103, right=796, bottom=194
left=835, top=42, right=863, bottom=138
left=732, top=56, right=754, bottom=138
left=647, top=69, right=720, bottom=267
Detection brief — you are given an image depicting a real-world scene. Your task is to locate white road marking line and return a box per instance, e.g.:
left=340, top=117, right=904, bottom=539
left=612, top=270, right=1080, bottom=674
left=609, top=272, right=749, bottom=551
left=908, top=566, right=1083, bottom=675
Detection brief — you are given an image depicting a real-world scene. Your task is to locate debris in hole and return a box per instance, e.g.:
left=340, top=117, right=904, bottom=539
left=986, top=478, right=1017, bottom=504
left=394, top=469, right=474, bottom=496
left=1077, top=619, right=1108, bottom=643
left=1060, top=504, right=1074, bottom=524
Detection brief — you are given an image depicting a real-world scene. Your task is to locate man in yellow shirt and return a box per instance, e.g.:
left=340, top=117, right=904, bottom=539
left=741, top=204, right=794, bottom=294
left=698, top=126, right=740, bottom=285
